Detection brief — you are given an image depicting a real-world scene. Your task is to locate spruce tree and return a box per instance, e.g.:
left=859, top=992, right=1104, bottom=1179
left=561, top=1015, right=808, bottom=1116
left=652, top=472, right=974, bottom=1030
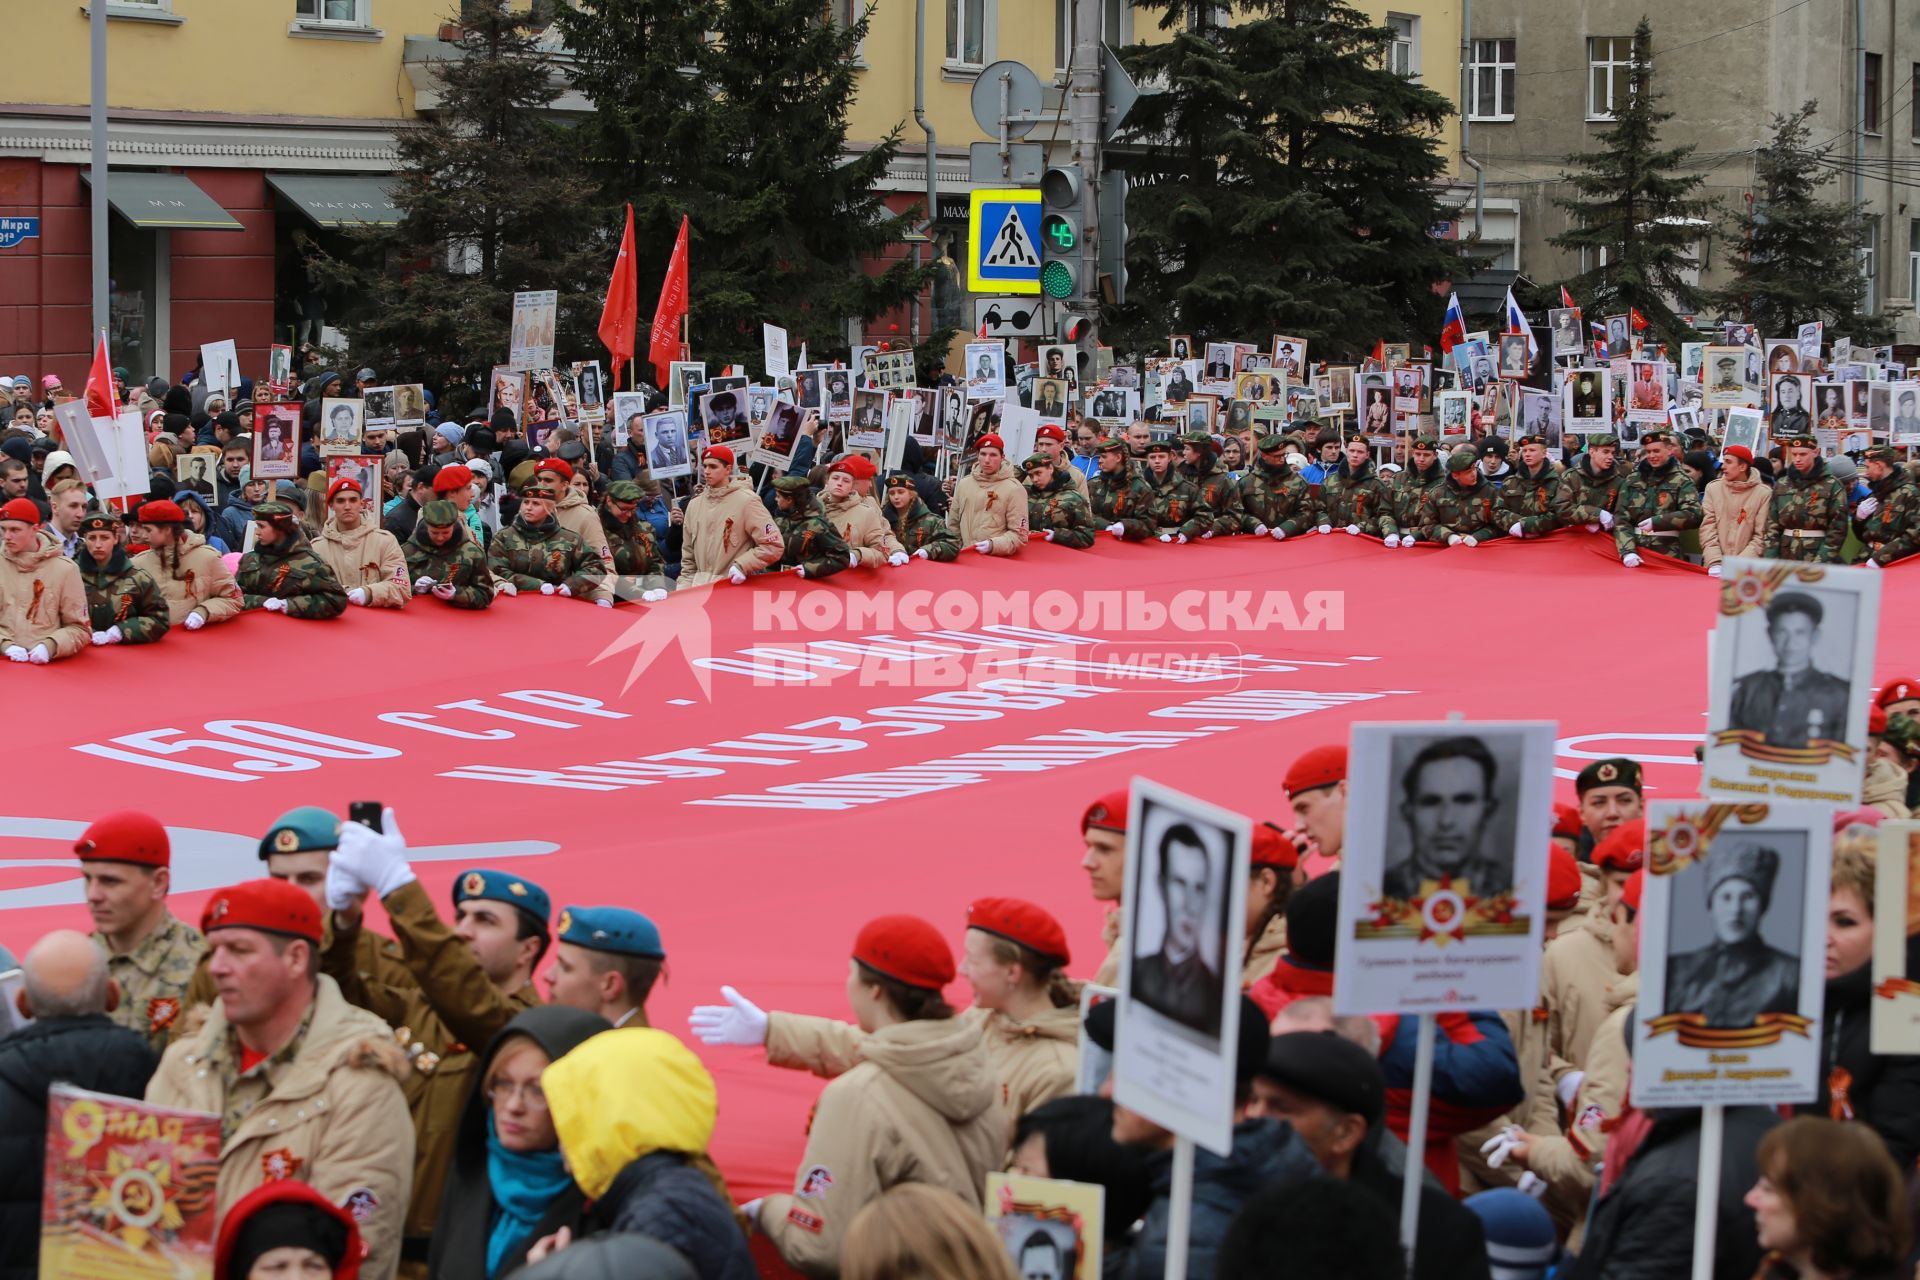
left=1548, top=19, right=1713, bottom=352
left=307, top=0, right=605, bottom=413
left=1111, top=0, right=1464, bottom=357
left=1713, top=103, right=1892, bottom=343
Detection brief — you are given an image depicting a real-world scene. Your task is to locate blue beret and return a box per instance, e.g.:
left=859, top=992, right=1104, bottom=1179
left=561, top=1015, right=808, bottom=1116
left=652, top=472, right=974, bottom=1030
left=258, top=806, right=340, bottom=859
left=557, top=905, right=664, bottom=959
left=453, top=868, right=551, bottom=925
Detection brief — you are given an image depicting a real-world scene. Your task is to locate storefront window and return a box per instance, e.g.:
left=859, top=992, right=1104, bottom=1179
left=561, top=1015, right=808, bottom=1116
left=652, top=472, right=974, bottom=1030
left=106, top=215, right=157, bottom=382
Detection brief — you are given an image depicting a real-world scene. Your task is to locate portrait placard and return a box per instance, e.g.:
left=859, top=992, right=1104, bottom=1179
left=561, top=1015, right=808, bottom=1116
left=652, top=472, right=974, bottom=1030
left=1333, top=721, right=1555, bottom=1016
left=935, top=387, right=969, bottom=453
left=1357, top=373, right=1393, bottom=436
left=572, top=361, right=606, bottom=421
left=1548, top=308, right=1584, bottom=358
left=1437, top=390, right=1471, bottom=440
left=488, top=367, right=527, bottom=422
left=1033, top=377, right=1072, bottom=426
left=753, top=403, right=805, bottom=470
left=1563, top=367, right=1610, bottom=432
left=1626, top=361, right=1669, bottom=422
left=608, top=392, right=648, bottom=449
left=641, top=409, right=693, bottom=479
left=1086, top=385, right=1137, bottom=424
left=984, top=1173, right=1105, bottom=1280
left=1201, top=342, right=1236, bottom=392
left=266, top=343, right=293, bottom=396
left=966, top=342, right=1007, bottom=402
left=1269, top=335, right=1308, bottom=377
left=510, top=288, right=557, bottom=372
left=996, top=403, right=1039, bottom=468
left=762, top=323, right=789, bottom=379
left=1112, top=778, right=1250, bottom=1156
left=174, top=451, right=218, bottom=498
left=1323, top=366, right=1356, bottom=412
left=1074, top=983, right=1118, bottom=1095
left=1723, top=407, right=1765, bottom=455
left=249, top=403, right=300, bottom=480
left=849, top=388, right=889, bottom=449
left=1705, top=558, right=1882, bottom=806
left=1168, top=334, right=1193, bottom=360
left=1871, top=821, right=1920, bottom=1055
left=868, top=348, right=915, bottom=392
left=392, top=383, right=427, bottom=428
left=324, top=455, right=381, bottom=508
left=669, top=361, right=706, bottom=409
left=1703, top=346, right=1753, bottom=410
left=1767, top=374, right=1812, bottom=440
left=1518, top=388, right=1560, bottom=455
left=1631, top=800, right=1829, bottom=1107
left=1889, top=381, right=1920, bottom=444
left=363, top=385, right=397, bottom=430
left=697, top=387, right=750, bottom=445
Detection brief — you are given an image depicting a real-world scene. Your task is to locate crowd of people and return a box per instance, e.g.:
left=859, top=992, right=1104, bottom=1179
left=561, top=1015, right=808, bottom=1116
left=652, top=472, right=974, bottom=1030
left=3, top=670, right=1919, bottom=1279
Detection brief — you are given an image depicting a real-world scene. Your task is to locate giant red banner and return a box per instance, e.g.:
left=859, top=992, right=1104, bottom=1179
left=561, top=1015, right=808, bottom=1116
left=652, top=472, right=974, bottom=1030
left=3, top=531, right=1913, bottom=1196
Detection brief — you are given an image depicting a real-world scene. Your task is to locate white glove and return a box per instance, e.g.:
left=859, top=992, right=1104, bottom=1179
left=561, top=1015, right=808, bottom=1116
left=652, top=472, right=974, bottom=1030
left=184, top=611, right=206, bottom=630
left=432, top=584, right=456, bottom=600
left=1517, top=1172, right=1547, bottom=1200
left=1199, top=530, right=1214, bottom=540
left=1508, top=522, right=1524, bottom=538
left=1858, top=495, right=1880, bottom=518
left=540, top=582, right=557, bottom=595
left=1866, top=557, right=1882, bottom=569
left=1635, top=518, right=1653, bottom=533
left=1463, top=536, right=1478, bottom=548
left=1598, top=509, right=1614, bottom=530
left=91, top=626, right=122, bottom=646
left=641, top=588, right=669, bottom=602
left=27, top=644, right=49, bottom=665
left=1557, top=1071, right=1585, bottom=1110
left=1105, top=522, right=1126, bottom=536
left=329, top=805, right=418, bottom=902
left=1252, top=523, right=1269, bottom=537
left=794, top=566, right=808, bottom=579
left=1383, top=534, right=1401, bottom=548
left=498, top=581, right=519, bottom=596
left=740, top=1199, right=765, bottom=1228
left=1584, top=522, right=1599, bottom=533
left=1344, top=524, right=1360, bottom=535
left=1270, top=527, right=1287, bottom=541
left=1395, top=535, right=1413, bottom=548
left=911, top=547, right=929, bottom=559
left=413, top=575, right=437, bottom=593
left=688, top=985, right=769, bottom=1046
left=1158, top=533, right=1172, bottom=543
left=887, top=551, right=908, bottom=566
left=848, top=551, right=862, bottom=567
left=973, top=540, right=992, bottom=554
left=727, top=565, right=748, bottom=585
left=1479, top=1125, right=1525, bottom=1169
left=1316, top=523, right=1332, bottom=534
left=346, top=587, right=368, bottom=606
left=1044, top=530, right=1056, bottom=542
left=1175, top=533, right=1189, bottom=544
left=1447, top=534, right=1463, bottom=547
left=2, top=646, right=25, bottom=662
left=1707, top=563, right=1723, bottom=577
left=559, top=583, right=575, bottom=597
left=1622, top=552, right=1642, bottom=568
left=263, top=598, right=287, bottom=613
left=596, top=598, right=612, bottom=608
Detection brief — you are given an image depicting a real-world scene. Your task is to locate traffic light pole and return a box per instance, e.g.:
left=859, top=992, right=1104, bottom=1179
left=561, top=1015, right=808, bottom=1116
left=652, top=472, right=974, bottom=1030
left=1068, top=0, right=1104, bottom=343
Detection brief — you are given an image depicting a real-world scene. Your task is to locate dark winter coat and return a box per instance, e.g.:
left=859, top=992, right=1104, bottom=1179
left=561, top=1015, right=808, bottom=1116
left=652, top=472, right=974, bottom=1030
left=1795, top=956, right=1920, bottom=1169
left=1115, top=1118, right=1323, bottom=1280
left=215, top=486, right=258, bottom=551
left=1349, top=1140, right=1490, bottom=1280
left=583, top=1151, right=756, bottom=1280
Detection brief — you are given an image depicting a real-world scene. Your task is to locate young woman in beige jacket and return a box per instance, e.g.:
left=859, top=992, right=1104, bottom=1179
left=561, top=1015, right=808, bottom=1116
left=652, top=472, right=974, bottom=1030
left=1700, top=445, right=1770, bottom=575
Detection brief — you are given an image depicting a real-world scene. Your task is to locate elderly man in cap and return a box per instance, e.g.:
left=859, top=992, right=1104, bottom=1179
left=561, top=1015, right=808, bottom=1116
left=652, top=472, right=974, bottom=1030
left=1727, top=591, right=1852, bottom=751
left=768, top=473, right=855, bottom=579
left=71, top=811, right=206, bottom=1051
left=1666, top=845, right=1800, bottom=1028
left=487, top=472, right=608, bottom=604
left=1762, top=432, right=1850, bottom=562
left=543, top=905, right=667, bottom=1028
left=820, top=456, right=908, bottom=566
left=147, top=877, right=413, bottom=1280
left=320, top=807, right=551, bottom=1276
left=680, top=445, right=783, bottom=587
left=313, top=477, right=408, bottom=609
left=1088, top=437, right=1158, bottom=540
left=1550, top=431, right=1627, bottom=534
left=1854, top=443, right=1919, bottom=566
left=599, top=478, right=671, bottom=599
left=1023, top=451, right=1099, bottom=547
left=74, top=511, right=170, bottom=646
left=948, top=433, right=1030, bottom=555
left=258, top=807, right=412, bottom=993
left=235, top=500, right=347, bottom=619
left=402, top=499, right=493, bottom=609
left=0, top=496, right=88, bottom=663
left=1608, top=426, right=1701, bottom=566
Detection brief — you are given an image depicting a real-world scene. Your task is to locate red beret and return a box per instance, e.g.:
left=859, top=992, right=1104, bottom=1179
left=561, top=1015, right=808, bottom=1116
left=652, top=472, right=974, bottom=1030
left=532, top=458, right=573, bottom=482
left=703, top=445, right=735, bottom=466
left=325, top=477, right=362, bottom=504
left=975, top=433, right=1006, bottom=452
left=1035, top=424, right=1067, bottom=442
left=853, top=914, right=954, bottom=991
left=136, top=500, right=186, bottom=525
left=1547, top=847, right=1583, bottom=911
left=1251, top=823, right=1300, bottom=871
left=202, top=877, right=322, bottom=943
left=1593, top=819, right=1646, bottom=872
left=1283, top=745, right=1347, bottom=796
left=433, top=464, right=475, bottom=493
left=0, top=498, right=41, bottom=525
left=1721, top=444, right=1754, bottom=464
left=73, top=810, right=170, bottom=868
left=1081, top=788, right=1130, bottom=835
left=829, top=456, right=878, bottom=480
left=1552, top=802, right=1583, bottom=840
left=1621, top=869, right=1645, bottom=913
left=967, top=897, right=1069, bottom=966
left=1878, top=678, right=1920, bottom=710
left=1871, top=705, right=1888, bottom=736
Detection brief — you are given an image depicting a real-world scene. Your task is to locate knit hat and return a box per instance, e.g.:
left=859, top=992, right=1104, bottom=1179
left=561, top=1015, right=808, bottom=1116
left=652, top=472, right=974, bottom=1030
left=1464, top=1189, right=1560, bottom=1280
left=853, top=914, right=954, bottom=991
left=73, top=811, right=170, bottom=867
left=433, top=422, right=465, bottom=449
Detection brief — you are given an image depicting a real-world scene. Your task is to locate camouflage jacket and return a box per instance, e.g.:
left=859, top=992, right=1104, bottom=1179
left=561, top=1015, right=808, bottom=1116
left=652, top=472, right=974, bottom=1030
left=1236, top=461, right=1318, bottom=536
left=1318, top=460, right=1391, bottom=534
left=1416, top=475, right=1507, bottom=544
left=1499, top=459, right=1564, bottom=536
left=1611, top=458, right=1704, bottom=558
left=76, top=548, right=171, bottom=643
left=600, top=507, right=668, bottom=596
left=1025, top=473, right=1099, bottom=548
left=774, top=496, right=853, bottom=578
left=886, top=497, right=961, bottom=561
left=1387, top=463, right=1447, bottom=531
left=487, top=514, right=606, bottom=596
left=1176, top=459, right=1246, bottom=537
left=1856, top=471, right=1920, bottom=566
left=1143, top=467, right=1204, bottom=535
left=1089, top=468, right=1159, bottom=540
left=237, top=533, right=348, bottom=619
left=1550, top=458, right=1627, bottom=528
left=1762, top=460, right=1851, bottom=562
left=96, top=912, right=206, bottom=1051
left=403, top=522, right=494, bottom=609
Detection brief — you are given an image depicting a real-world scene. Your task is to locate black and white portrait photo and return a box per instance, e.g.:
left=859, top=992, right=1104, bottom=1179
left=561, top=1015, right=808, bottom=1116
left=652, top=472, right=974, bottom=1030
left=1664, top=835, right=1804, bottom=1028
left=1038, top=344, right=1078, bottom=393
left=1549, top=307, right=1584, bottom=358
left=642, top=409, right=692, bottom=479
left=1566, top=368, right=1608, bottom=427
left=1497, top=333, right=1530, bottom=380
left=850, top=388, right=889, bottom=447
left=1090, top=386, right=1131, bottom=422
left=575, top=361, right=604, bottom=410
left=363, top=386, right=397, bottom=429
left=1203, top=342, right=1236, bottom=385
left=1605, top=314, right=1630, bottom=358
left=1380, top=734, right=1519, bottom=902
left=938, top=387, right=968, bottom=450
left=1768, top=375, right=1812, bottom=438
left=1725, top=589, right=1855, bottom=751
left=1162, top=363, right=1195, bottom=405
left=1128, top=808, right=1229, bottom=1039
left=966, top=341, right=1006, bottom=402
left=699, top=389, right=746, bottom=443
left=670, top=362, right=706, bottom=409
left=608, top=392, right=647, bottom=449
left=1033, top=377, right=1070, bottom=424
left=1168, top=335, right=1192, bottom=360
left=795, top=369, right=824, bottom=413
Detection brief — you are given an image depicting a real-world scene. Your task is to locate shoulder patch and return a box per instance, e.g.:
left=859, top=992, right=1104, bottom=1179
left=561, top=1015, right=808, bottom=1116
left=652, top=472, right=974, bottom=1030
left=342, top=1186, right=380, bottom=1222
left=798, top=1165, right=834, bottom=1197
left=785, top=1205, right=824, bottom=1234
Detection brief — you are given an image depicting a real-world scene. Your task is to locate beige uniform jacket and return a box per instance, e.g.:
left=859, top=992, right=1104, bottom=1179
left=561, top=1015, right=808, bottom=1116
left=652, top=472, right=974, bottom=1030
left=820, top=491, right=905, bottom=568
left=946, top=462, right=1030, bottom=555
left=1541, top=910, right=1619, bottom=1072
left=678, top=474, right=783, bottom=587
left=133, top=532, right=244, bottom=626
left=0, top=528, right=89, bottom=656
left=314, top=517, right=409, bottom=607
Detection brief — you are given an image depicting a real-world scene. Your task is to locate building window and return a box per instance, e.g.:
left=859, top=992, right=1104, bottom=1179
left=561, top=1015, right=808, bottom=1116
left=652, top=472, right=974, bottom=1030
left=1468, top=39, right=1515, bottom=120
left=296, top=0, right=369, bottom=24
left=1185, top=1, right=1227, bottom=31
left=947, top=0, right=986, bottom=66
left=1386, top=14, right=1418, bottom=77
left=1588, top=36, right=1633, bottom=120
left=1859, top=217, right=1879, bottom=313
left=1864, top=52, right=1882, bottom=134
left=1908, top=219, right=1919, bottom=304
left=1057, top=0, right=1133, bottom=71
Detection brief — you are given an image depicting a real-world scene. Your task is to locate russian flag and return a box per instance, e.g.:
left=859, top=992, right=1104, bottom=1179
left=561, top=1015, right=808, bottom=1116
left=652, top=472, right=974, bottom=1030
left=1503, top=287, right=1539, bottom=365
left=1439, top=292, right=1467, bottom=354
left=1589, top=320, right=1608, bottom=361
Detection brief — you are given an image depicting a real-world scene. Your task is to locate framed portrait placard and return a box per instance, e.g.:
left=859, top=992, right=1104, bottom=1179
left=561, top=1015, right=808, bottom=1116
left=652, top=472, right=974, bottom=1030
left=1111, top=777, right=1250, bottom=1157
left=984, top=1173, right=1105, bottom=1280
left=250, top=403, right=300, bottom=481
left=1871, top=821, right=1920, bottom=1055
left=1705, top=558, right=1882, bottom=806
left=1630, top=800, right=1829, bottom=1107
left=965, top=342, right=1007, bottom=402
left=319, top=397, right=364, bottom=456
left=1332, top=721, right=1555, bottom=1016
left=641, top=409, right=693, bottom=480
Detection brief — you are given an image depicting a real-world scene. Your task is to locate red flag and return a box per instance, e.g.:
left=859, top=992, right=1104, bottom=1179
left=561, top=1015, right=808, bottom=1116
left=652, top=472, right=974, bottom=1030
left=648, top=215, right=690, bottom=389
left=1629, top=307, right=1649, bottom=332
left=85, top=330, right=117, bottom=420
left=1560, top=285, right=1576, bottom=309
left=1371, top=339, right=1385, bottom=366
left=598, top=204, right=638, bottom=390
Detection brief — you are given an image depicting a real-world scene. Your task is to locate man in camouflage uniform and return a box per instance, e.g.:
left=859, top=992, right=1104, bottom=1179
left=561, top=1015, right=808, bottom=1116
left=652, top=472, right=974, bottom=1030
left=487, top=482, right=608, bottom=601
left=1550, top=432, right=1628, bottom=535
left=1854, top=445, right=1920, bottom=568
left=770, top=474, right=855, bottom=579
left=1609, top=427, right=1703, bottom=567
left=1500, top=432, right=1563, bottom=540
left=1407, top=448, right=1507, bottom=547
left=600, top=479, right=671, bottom=599
left=1238, top=434, right=1319, bottom=541
left=1316, top=435, right=1392, bottom=536
left=1089, top=437, right=1158, bottom=540
left=1023, top=452, right=1099, bottom=547
left=1141, top=440, right=1204, bottom=541
left=1176, top=431, right=1245, bottom=538
left=404, top=500, right=495, bottom=609
left=236, top=500, right=348, bottom=619
left=1762, top=433, right=1850, bottom=563
left=74, top=511, right=170, bottom=645
left=883, top=471, right=959, bottom=560
left=72, top=810, right=204, bottom=1051
left=1382, top=436, right=1448, bottom=548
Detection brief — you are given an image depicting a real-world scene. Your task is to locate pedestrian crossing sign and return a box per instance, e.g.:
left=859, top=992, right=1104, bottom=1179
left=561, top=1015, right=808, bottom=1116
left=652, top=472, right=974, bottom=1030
left=968, top=189, right=1042, bottom=295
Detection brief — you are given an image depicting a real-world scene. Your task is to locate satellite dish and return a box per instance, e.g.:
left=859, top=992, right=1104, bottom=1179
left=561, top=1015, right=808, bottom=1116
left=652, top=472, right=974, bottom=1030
left=970, top=60, right=1044, bottom=139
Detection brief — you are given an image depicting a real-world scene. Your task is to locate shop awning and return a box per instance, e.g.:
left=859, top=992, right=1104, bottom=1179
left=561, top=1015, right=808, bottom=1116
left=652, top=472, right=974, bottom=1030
left=80, top=170, right=243, bottom=231
left=265, top=173, right=402, bottom=228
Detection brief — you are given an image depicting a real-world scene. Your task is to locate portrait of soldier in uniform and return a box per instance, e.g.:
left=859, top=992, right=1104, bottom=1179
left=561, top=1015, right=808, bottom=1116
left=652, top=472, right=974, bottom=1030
left=1727, top=591, right=1852, bottom=750
left=1665, top=841, right=1801, bottom=1029
left=1381, top=735, right=1514, bottom=901
left=1131, top=818, right=1226, bottom=1039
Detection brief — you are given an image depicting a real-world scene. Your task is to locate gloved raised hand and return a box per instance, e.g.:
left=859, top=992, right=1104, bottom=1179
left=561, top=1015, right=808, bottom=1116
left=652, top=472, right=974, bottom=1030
left=689, top=985, right=769, bottom=1046
left=328, top=805, right=418, bottom=904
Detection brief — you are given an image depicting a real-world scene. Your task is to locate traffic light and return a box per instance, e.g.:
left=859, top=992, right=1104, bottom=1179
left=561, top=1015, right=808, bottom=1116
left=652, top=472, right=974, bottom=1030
left=1039, top=164, right=1083, bottom=301
left=1098, top=172, right=1129, bottom=307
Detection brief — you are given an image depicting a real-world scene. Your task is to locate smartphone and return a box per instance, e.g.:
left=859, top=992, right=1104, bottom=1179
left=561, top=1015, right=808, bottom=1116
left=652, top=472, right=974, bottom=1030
left=348, top=802, right=383, bottom=833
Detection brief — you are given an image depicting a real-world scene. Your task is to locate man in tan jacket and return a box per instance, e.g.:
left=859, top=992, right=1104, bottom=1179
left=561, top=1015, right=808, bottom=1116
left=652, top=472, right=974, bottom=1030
left=821, top=458, right=907, bottom=568
left=1700, top=444, right=1770, bottom=576
left=0, top=497, right=88, bottom=663
left=947, top=434, right=1029, bottom=555
left=147, top=878, right=413, bottom=1280
left=679, top=445, right=783, bottom=587
left=133, top=500, right=243, bottom=631
left=314, top=478, right=408, bottom=608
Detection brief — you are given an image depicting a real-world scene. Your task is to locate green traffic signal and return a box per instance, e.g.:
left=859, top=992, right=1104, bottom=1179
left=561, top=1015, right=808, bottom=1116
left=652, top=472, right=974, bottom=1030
left=1040, top=260, right=1076, bottom=299
left=1042, top=213, right=1077, bottom=251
